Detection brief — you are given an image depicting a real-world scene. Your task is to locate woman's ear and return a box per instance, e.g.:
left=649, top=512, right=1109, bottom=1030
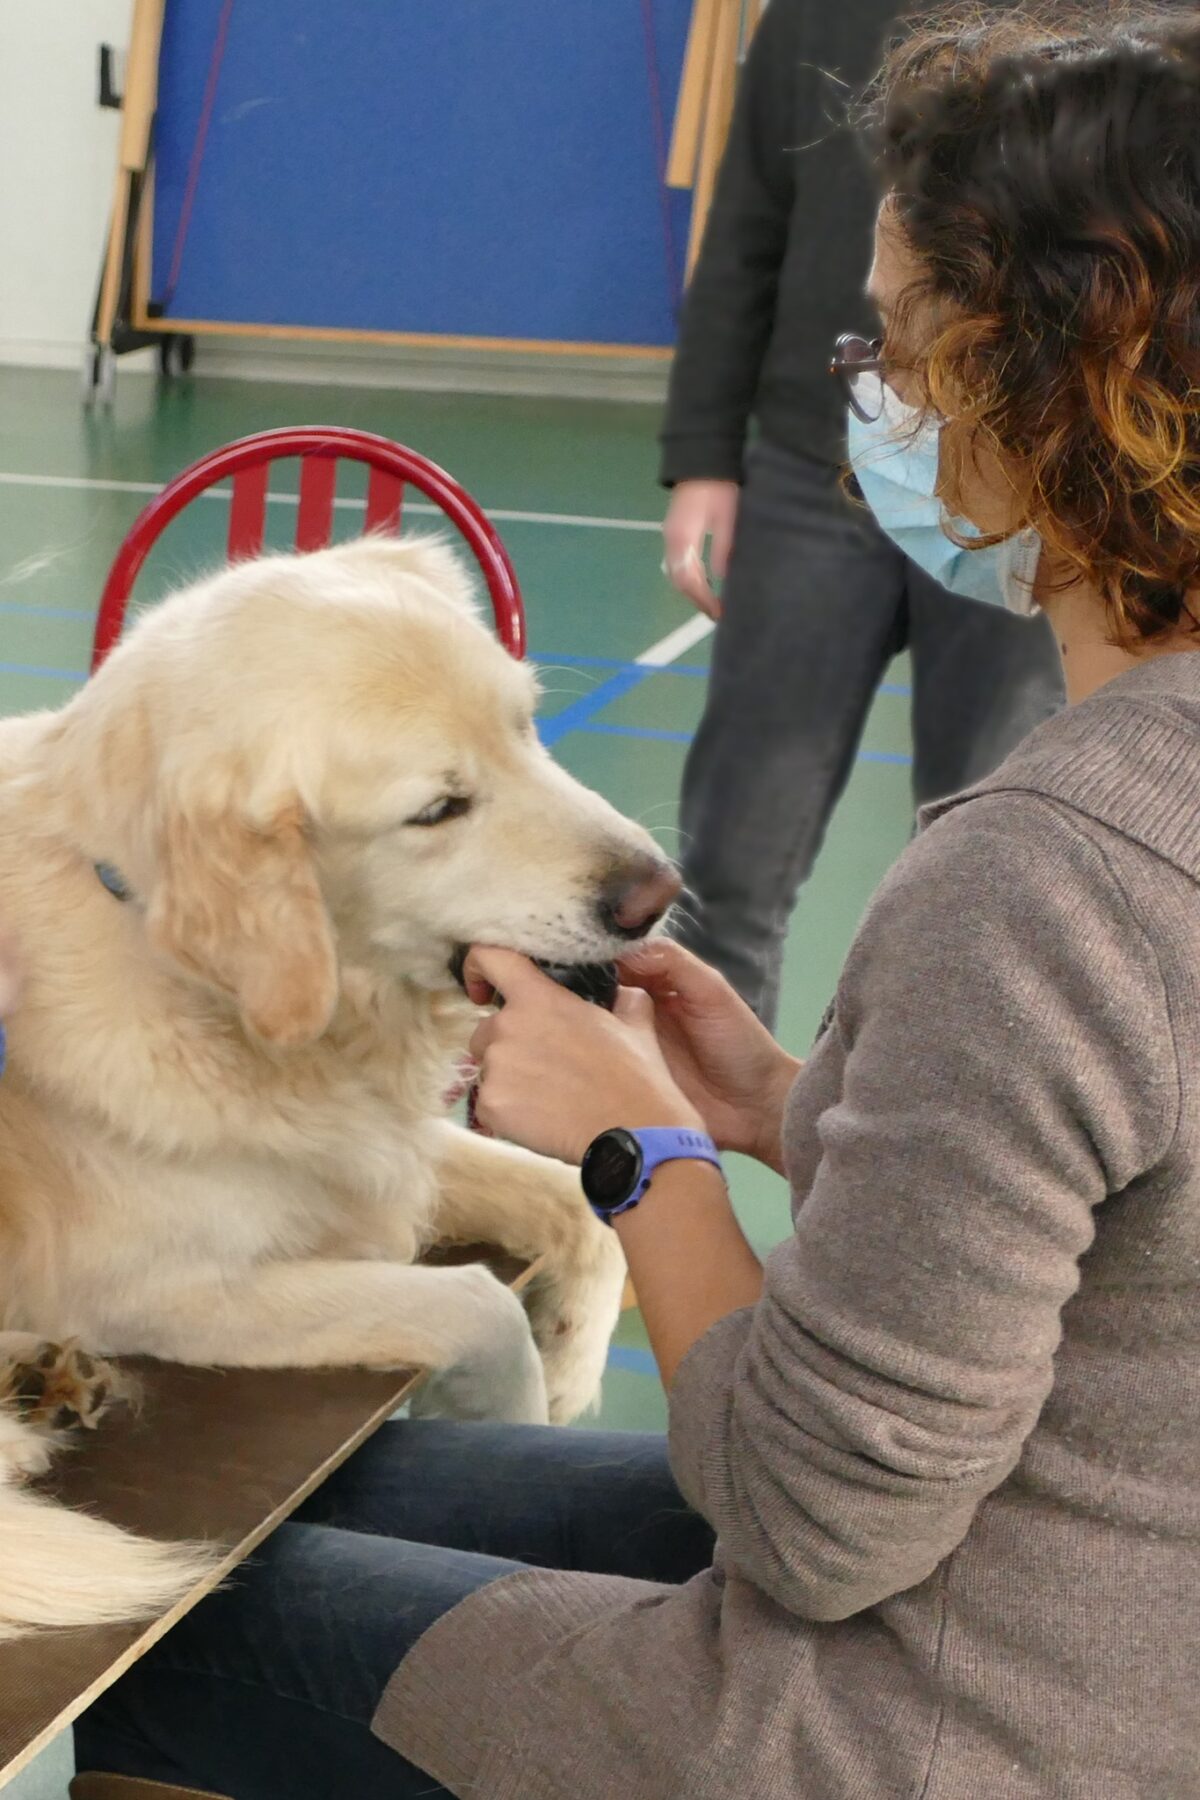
left=147, top=798, right=338, bottom=1048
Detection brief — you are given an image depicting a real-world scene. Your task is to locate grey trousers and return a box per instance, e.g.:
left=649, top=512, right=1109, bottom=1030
left=675, top=438, right=1066, bottom=1028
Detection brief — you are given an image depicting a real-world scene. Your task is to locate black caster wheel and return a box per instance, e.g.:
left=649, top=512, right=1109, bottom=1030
left=158, top=334, right=197, bottom=377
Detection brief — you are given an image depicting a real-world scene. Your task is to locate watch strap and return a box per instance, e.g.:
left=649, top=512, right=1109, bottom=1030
left=597, top=1126, right=723, bottom=1220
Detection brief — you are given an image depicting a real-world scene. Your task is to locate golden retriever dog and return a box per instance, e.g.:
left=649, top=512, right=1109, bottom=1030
left=0, top=535, right=679, bottom=1639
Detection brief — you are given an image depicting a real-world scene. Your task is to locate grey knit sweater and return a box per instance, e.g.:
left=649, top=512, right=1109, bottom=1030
left=376, top=653, right=1200, bottom=1797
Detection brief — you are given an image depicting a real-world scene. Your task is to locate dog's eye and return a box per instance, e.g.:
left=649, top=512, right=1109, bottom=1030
left=407, top=795, right=472, bottom=827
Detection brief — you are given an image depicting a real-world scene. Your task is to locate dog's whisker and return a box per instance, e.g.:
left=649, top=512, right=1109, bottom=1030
left=532, top=664, right=603, bottom=693
left=0, top=544, right=85, bottom=588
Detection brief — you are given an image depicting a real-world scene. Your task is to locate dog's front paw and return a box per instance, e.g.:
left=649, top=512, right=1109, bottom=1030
left=0, top=1341, right=129, bottom=1435
left=527, top=1229, right=628, bottom=1425
left=407, top=1265, right=550, bottom=1426
left=409, top=1351, right=549, bottom=1427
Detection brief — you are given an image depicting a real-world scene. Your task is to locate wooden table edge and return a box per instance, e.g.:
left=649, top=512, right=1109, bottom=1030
left=0, top=1250, right=546, bottom=1790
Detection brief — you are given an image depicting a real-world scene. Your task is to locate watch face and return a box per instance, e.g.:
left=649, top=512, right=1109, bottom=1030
left=581, top=1129, right=643, bottom=1210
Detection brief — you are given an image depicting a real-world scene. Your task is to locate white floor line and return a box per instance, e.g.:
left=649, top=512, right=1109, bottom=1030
left=635, top=611, right=715, bottom=667
left=0, top=471, right=660, bottom=534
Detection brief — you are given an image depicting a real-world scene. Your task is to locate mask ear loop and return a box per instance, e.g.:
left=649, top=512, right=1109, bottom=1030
left=996, top=527, right=1044, bottom=615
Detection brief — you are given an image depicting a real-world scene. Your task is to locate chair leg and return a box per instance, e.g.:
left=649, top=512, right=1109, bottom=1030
left=71, top=1775, right=235, bottom=1800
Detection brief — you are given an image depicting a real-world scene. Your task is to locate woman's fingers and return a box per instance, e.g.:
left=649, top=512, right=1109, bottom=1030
left=663, top=543, right=720, bottom=616
left=611, top=987, right=657, bottom=1029
left=461, top=945, right=564, bottom=1010
left=467, top=1013, right=496, bottom=1064
left=617, top=939, right=728, bottom=1012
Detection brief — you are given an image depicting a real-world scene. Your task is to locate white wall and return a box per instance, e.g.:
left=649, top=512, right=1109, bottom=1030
left=0, top=1, right=136, bottom=369
left=0, top=0, right=664, bottom=403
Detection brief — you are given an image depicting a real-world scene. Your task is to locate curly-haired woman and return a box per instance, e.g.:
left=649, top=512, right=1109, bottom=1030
left=75, top=8, right=1200, bottom=1798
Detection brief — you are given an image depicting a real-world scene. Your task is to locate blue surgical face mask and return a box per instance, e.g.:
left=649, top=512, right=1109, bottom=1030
left=846, top=390, right=1041, bottom=615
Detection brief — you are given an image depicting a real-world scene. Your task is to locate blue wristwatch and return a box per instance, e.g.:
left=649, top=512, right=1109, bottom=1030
left=580, top=1126, right=723, bottom=1224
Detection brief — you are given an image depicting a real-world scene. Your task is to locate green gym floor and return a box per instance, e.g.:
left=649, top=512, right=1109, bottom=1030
left=0, top=362, right=914, bottom=1444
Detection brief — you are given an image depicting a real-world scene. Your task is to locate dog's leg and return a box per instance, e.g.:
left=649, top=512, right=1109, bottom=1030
left=97, top=1261, right=548, bottom=1426
left=428, top=1122, right=627, bottom=1423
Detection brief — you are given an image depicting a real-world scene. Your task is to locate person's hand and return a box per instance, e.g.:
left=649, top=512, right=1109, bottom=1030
left=617, top=940, right=800, bottom=1173
left=662, top=481, right=740, bottom=619
left=463, top=946, right=704, bottom=1166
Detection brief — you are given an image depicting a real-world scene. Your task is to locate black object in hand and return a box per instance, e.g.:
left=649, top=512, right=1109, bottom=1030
left=448, top=945, right=619, bottom=1011
left=532, top=959, right=620, bottom=1010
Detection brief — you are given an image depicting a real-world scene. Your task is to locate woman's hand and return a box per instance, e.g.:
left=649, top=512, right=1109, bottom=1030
left=464, top=947, right=704, bottom=1166
left=662, top=481, right=740, bottom=619
left=617, top=941, right=800, bottom=1174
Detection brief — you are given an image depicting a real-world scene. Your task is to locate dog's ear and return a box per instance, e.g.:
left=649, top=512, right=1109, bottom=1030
left=147, top=800, right=338, bottom=1048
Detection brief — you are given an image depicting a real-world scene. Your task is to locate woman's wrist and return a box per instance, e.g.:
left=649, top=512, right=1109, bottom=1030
left=749, top=1051, right=802, bottom=1174
left=572, top=1095, right=706, bottom=1164
left=611, top=1161, right=762, bottom=1388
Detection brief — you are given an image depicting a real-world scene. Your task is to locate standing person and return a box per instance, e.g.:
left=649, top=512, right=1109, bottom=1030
left=662, top=0, right=1065, bottom=1027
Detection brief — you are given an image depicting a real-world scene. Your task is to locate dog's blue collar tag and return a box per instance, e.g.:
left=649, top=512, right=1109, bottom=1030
left=95, top=862, right=133, bottom=904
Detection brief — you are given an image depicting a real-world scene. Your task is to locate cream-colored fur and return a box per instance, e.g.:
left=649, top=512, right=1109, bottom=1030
left=0, top=535, right=670, bottom=1640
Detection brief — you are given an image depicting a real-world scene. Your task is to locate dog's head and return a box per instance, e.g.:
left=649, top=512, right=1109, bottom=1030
left=52, top=537, right=679, bottom=1048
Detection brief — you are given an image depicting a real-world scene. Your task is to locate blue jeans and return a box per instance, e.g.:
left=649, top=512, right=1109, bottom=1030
left=74, top=1422, right=714, bottom=1799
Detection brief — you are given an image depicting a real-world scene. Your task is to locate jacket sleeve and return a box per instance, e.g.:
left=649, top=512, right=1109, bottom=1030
left=667, top=796, right=1179, bottom=1620
left=658, top=0, right=798, bottom=486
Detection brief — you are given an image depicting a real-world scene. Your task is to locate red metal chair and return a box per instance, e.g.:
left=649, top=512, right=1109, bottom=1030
left=92, top=425, right=526, bottom=673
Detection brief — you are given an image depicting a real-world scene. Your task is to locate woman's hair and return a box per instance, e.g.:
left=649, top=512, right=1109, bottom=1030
left=860, top=4, right=1200, bottom=641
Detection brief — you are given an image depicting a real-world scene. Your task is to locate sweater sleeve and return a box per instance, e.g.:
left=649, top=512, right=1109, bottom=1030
left=658, top=0, right=798, bottom=486
left=667, top=796, right=1180, bottom=1621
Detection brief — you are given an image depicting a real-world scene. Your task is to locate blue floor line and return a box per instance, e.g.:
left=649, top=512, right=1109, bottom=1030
left=574, top=720, right=913, bottom=766
left=0, top=659, right=916, bottom=768
left=0, top=660, right=87, bottom=681
left=534, top=653, right=911, bottom=699
left=607, top=1345, right=658, bottom=1376
left=0, top=641, right=912, bottom=705
left=0, top=601, right=95, bottom=620
left=537, top=663, right=656, bottom=747
left=0, top=651, right=914, bottom=770
left=579, top=722, right=693, bottom=744
left=529, top=652, right=916, bottom=697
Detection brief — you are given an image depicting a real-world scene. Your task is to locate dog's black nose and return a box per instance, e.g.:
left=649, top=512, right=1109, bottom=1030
left=597, top=855, right=681, bottom=939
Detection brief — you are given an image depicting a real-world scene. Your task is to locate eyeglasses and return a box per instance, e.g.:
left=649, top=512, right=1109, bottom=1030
left=830, top=333, right=886, bottom=424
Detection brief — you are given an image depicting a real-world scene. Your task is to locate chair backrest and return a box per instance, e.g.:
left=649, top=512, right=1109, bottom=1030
left=92, top=425, right=526, bottom=673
